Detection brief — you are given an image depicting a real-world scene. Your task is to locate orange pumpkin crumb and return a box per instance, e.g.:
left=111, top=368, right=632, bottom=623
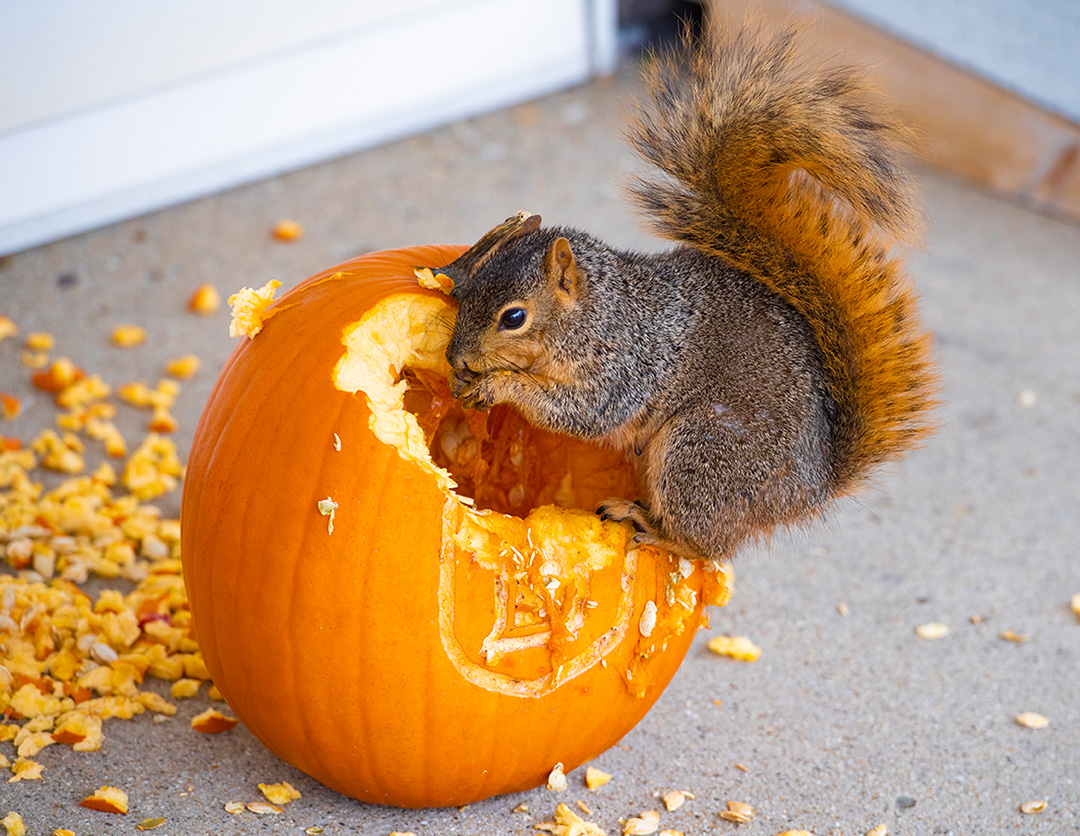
left=258, top=781, right=302, bottom=805
left=187, top=283, right=222, bottom=314
left=111, top=325, right=147, bottom=348
left=9, top=759, right=44, bottom=782
left=718, top=800, right=754, bottom=823
left=246, top=801, right=283, bottom=815
left=148, top=407, right=179, bottom=434
left=623, top=810, right=661, bottom=835
left=191, top=708, right=238, bottom=733
left=536, top=803, right=605, bottom=835
left=0, top=316, right=17, bottom=342
left=31, top=358, right=84, bottom=393
left=79, top=786, right=129, bottom=814
left=165, top=354, right=201, bottom=379
left=914, top=622, right=949, bottom=639
left=0, top=812, right=26, bottom=836
left=272, top=219, right=303, bottom=241
left=413, top=266, right=454, bottom=294
left=1, top=393, right=21, bottom=420
left=585, top=766, right=611, bottom=790
left=169, top=679, right=201, bottom=699
left=228, top=280, right=282, bottom=339
left=317, top=497, right=338, bottom=534
left=51, top=713, right=97, bottom=746
left=21, top=351, right=47, bottom=369
left=1015, top=711, right=1049, bottom=729
left=707, top=635, right=761, bottom=661
left=24, top=331, right=54, bottom=352
left=86, top=418, right=128, bottom=457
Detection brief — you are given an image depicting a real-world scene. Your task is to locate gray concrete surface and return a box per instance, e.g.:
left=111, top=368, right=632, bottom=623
left=2, top=60, right=1079, bottom=836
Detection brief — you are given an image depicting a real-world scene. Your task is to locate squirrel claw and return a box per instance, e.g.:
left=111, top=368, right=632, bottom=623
left=461, top=392, right=493, bottom=411
left=448, top=367, right=479, bottom=399
left=597, top=505, right=637, bottom=527
left=449, top=367, right=494, bottom=410
left=596, top=499, right=653, bottom=534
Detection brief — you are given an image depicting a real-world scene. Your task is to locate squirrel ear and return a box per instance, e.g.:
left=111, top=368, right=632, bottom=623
left=545, top=237, right=580, bottom=301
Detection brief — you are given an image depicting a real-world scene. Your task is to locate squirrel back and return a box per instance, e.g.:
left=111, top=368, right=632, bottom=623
left=627, top=23, right=938, bottom=496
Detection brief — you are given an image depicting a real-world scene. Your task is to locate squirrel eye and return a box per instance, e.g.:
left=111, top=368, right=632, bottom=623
left=498, top=307, right=527, bottom=331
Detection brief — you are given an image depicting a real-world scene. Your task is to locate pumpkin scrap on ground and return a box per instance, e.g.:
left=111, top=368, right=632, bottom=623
left=78, top=786, right=129, bottom=814
left=707, top=635, right=761, bottom=661
left=1, top=395, right=203, bottom=783
left=719, top=800, right=754, bottom=823
left=0, top=811, right=26, bottom=836
left=259, top=781, right=302, bottom=805
left=536, top=803, right=605, bottom=836
left=187, top=283, right=222, bottom=315
left=585, top=766, right=612, bottom=790
left=190, top=708, right=238, bottom=733
left=181, top=246, right=731, bottom=808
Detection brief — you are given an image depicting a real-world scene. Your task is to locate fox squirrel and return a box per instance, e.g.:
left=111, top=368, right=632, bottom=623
left=438, top=23, right=938, bottom=563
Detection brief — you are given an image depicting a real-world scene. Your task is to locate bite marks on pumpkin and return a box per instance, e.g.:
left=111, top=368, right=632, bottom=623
left=331, top=291, right=727, bottom=697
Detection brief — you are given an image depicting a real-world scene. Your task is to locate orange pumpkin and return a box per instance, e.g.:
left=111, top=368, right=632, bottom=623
left=180, top=245, right=730, bottom=808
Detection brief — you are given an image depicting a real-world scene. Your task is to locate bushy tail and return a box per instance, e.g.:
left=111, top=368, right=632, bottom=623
left=628, top=22, right=938, bottom=494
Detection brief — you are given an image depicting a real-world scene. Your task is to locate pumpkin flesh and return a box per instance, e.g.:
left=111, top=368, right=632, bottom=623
left=181, top=245, right=729, bottom=808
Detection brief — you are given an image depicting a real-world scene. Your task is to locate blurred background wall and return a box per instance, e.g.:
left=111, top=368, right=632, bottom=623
left=831, top=0, right=1080, bottom=124
left=0, top=0, right=617, bottom=256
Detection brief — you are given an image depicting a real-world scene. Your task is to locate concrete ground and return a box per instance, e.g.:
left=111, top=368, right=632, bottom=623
left=2, top=59, right=1079, bottom=836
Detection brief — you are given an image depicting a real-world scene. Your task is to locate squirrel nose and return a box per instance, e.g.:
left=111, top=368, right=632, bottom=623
left=445, top=337, right=465, bottom=370
left=445, top=336, right=474, bottom=374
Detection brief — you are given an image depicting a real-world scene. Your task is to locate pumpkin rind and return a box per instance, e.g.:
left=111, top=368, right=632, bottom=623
left=181, top=245, right=729, bottom=808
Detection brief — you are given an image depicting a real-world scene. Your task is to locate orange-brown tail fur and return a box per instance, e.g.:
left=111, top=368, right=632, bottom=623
left=628, top=23, right=938, bottom=495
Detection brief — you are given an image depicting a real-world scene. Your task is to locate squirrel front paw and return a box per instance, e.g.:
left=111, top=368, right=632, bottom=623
left=596, top=498, right=654, bottom=534
left=448, top=367, right=495, bottom=411
left=598, top=498, right=696, bottom=558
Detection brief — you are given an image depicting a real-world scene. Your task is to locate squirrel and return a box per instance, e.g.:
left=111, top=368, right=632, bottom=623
left=436, top=22, right=938, bottom=563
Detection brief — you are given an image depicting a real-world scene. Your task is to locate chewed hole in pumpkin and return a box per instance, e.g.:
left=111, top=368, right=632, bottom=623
left=331, top=290, right=694, bottom=697
left=399, top=366, right=639, bottom=518
left=332, top=290, right=640, bottom=519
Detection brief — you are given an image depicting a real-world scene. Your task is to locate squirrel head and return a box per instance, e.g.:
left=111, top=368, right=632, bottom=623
left=441, top=216, right=586, bottom=406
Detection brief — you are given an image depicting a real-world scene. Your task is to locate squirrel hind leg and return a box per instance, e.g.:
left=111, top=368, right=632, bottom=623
left=637, top=401, right=824, bottom=564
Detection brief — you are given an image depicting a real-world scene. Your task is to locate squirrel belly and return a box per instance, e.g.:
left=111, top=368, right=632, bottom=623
left=439, top=22, right=938, bottom=563
left=619, top=247, right=840, bottom=560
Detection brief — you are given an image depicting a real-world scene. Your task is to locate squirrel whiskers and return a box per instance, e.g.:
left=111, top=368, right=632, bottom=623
left=439, top=22, right=939, bottom=563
